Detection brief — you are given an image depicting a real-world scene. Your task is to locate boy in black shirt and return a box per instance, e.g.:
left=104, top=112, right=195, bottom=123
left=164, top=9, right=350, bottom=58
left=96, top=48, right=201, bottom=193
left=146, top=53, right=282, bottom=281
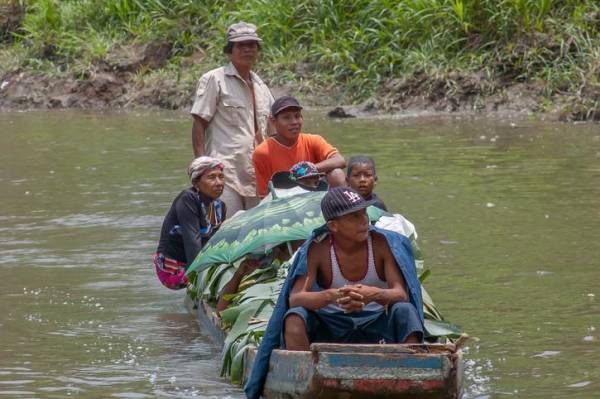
left=346, top=155, right=387, bottom=211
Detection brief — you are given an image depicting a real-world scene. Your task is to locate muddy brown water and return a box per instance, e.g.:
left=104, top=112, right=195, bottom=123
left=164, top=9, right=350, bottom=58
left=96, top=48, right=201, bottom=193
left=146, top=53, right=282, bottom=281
left=1, top=110, right=598, bottom=398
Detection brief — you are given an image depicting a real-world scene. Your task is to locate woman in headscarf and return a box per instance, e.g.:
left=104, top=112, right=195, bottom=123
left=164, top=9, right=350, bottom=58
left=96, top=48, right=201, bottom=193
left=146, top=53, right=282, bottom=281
left=154, top=156, right=227, bottom=289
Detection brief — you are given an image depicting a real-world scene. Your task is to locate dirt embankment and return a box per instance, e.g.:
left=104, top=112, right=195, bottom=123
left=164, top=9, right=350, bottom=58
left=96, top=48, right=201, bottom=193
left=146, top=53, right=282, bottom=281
left=1, top=42, right=598, bottom=122
left=0, top=41, right=194, bottom=110
left=1, top=2, right=598, bottom=121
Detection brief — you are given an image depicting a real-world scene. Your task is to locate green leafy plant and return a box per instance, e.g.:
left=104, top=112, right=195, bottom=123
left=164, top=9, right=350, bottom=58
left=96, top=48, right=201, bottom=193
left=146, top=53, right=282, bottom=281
left=3, top=0, right=598, bottom=115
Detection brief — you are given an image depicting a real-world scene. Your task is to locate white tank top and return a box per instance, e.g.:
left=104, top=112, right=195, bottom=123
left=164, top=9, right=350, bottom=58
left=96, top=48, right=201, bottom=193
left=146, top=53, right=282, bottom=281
left=321, top=233, right=387, bottom=313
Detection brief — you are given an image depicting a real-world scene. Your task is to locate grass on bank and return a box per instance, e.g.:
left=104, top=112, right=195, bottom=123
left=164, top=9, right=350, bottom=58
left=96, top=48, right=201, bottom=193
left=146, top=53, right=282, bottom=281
left=1, top=0, right=599, bottom=113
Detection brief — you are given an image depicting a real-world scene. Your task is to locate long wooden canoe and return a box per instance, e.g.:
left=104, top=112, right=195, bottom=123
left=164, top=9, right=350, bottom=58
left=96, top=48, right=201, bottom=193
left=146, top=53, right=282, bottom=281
left=186, top=296, right=463, bottom=398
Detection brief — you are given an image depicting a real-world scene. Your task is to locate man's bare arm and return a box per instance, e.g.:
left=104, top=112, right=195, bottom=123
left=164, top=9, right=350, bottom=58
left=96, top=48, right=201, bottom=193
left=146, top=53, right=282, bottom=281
left=192, top=115, right=209, bottom=157
left=288, top=276, right=338, bottom=310
left=315, top=153, right=346, bottom=173
left=374, top=264, right=409, bottom=306
left=216, top=259, right=260, bottom=314
left=339, top=275, right=407, bottom=308
left=289, top=245, right=338, bottom=310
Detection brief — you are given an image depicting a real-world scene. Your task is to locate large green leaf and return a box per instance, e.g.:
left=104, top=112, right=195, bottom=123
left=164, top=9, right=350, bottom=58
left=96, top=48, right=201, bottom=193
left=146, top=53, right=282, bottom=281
left=223, top=300, right=263, bottom=350
left=230, top=342, right=253, bottom=384
left=250, top=303, right=274, bottom=324
left=215, top=268, right=235, bottom=297
left=220, top=300, right=262, bottom=377
left=222, top=332, right=250, bottom=378
left=220, top=300, right=265, bottom=328
left=207, top=264, right=234, bottom=298
left=422, top=285, right=444, bottom=321
left=237, top=280, right=283, bottom=303
left=187, top=191, right=386, bottom=274
left=424, top=319, right=462, bottom=339
left=419, top=269, right=431, bottom=283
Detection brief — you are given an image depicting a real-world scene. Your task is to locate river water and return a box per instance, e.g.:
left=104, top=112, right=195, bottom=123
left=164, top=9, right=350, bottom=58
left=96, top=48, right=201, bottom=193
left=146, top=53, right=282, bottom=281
left=0, top=110, right=598, bottom=398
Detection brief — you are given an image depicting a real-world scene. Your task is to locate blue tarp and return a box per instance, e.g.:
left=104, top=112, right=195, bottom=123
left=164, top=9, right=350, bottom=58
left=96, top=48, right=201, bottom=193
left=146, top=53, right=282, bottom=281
left=244, top=224, right=424, bottom=399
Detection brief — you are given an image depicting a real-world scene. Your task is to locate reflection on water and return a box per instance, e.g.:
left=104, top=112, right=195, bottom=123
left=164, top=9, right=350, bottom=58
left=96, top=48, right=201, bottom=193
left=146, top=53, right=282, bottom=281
left=0, top=110, right=598, bottom=398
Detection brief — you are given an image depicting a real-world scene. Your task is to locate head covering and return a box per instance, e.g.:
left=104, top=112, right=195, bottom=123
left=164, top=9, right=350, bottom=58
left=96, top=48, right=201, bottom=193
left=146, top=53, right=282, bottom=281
left=187, top=156, right=224, bottom=182
left=271, top=95, right=302, bottom=116
left=289, top=161, right=324, bottom=181
left=321, top=187, right=375, bottom=221
left=226, top=22, right=262, bottom=43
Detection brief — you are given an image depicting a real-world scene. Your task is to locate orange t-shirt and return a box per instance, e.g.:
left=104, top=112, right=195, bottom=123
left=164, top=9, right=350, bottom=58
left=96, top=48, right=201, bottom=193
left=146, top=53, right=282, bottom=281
left=252, top=133, right=338, bottom=196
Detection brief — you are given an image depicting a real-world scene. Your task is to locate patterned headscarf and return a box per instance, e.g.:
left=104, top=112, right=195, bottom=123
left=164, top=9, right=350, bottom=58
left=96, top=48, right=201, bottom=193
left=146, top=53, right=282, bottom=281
left=187, top=156, right=224, bottom=182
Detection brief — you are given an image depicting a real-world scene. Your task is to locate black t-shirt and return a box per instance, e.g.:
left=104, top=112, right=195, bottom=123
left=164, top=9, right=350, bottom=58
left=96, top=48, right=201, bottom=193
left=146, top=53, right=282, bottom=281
left=156, top=187, right=226, bottom=264
left=366, top=192, right=388, bottom=212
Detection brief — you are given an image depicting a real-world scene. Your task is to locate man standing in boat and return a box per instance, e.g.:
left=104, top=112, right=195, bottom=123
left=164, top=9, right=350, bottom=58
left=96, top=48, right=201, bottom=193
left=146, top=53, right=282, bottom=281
left=245, top=187, right=424, bottom=398
left=252, top=96, right=346, bottom=198
left=190, top=22, right=274, bottom=217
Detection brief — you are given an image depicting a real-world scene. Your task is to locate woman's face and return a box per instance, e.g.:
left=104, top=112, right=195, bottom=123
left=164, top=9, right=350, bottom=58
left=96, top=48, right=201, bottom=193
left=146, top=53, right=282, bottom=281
left=195, top=168, right=225, bottom=199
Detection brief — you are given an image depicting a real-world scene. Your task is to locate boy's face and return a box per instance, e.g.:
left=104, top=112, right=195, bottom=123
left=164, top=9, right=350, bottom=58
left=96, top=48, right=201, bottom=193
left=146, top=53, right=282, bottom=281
left=272, top=108, right=303, bottom=142
left=347, top=163, right=376, bottom=198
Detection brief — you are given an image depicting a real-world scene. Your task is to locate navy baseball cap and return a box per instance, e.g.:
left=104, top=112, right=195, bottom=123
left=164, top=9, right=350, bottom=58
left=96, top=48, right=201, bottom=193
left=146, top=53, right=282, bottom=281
left=321, top=187, right=375, bottom=221
left=271, top=96, right=302, bottom=116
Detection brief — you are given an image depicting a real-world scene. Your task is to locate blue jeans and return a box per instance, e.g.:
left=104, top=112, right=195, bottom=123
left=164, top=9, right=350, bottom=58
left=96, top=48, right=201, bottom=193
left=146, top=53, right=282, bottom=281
left=282, top=302, right=423, bottom=347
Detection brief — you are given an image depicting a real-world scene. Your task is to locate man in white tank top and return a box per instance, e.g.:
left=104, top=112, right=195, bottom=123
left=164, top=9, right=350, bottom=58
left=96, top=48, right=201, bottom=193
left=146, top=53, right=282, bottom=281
left=284, top=187, right=423, bottom=351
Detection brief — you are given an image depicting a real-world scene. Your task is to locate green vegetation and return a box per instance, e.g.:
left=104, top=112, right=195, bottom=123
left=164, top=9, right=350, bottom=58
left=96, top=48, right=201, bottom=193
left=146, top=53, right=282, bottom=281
left=1, top=0, right=598, bottom=117
left=187, top=259, right=284, bottom=383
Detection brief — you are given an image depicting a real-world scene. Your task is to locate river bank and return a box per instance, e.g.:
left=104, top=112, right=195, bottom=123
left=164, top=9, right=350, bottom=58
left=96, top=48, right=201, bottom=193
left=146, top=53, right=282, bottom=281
left=0, top=1, right=598, bottom=121
left=1, top=57, right=596, bottom=122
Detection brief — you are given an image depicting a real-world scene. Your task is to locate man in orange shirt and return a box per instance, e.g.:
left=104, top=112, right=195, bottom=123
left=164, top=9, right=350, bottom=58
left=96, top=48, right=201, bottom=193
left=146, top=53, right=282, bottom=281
left=252, top=96, right=346, bottom=197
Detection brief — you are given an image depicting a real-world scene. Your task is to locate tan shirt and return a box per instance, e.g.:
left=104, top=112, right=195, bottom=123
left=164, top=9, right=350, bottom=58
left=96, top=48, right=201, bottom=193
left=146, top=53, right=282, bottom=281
left=191, top=62, right=274, bottom=197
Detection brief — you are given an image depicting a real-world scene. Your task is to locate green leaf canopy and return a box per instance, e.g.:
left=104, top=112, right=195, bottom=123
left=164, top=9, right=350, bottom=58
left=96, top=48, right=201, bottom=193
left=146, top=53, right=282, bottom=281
left=187, top=191, right=386, bottom=274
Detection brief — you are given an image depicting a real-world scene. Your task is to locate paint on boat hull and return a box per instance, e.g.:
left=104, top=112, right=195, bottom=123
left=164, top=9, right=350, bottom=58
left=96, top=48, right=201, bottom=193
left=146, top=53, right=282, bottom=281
left=245, top=343, right=463, bottom=398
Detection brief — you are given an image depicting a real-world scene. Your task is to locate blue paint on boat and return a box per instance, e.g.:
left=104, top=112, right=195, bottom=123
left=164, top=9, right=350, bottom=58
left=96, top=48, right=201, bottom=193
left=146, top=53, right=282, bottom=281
left=324, top=353, right=443, bottom=369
